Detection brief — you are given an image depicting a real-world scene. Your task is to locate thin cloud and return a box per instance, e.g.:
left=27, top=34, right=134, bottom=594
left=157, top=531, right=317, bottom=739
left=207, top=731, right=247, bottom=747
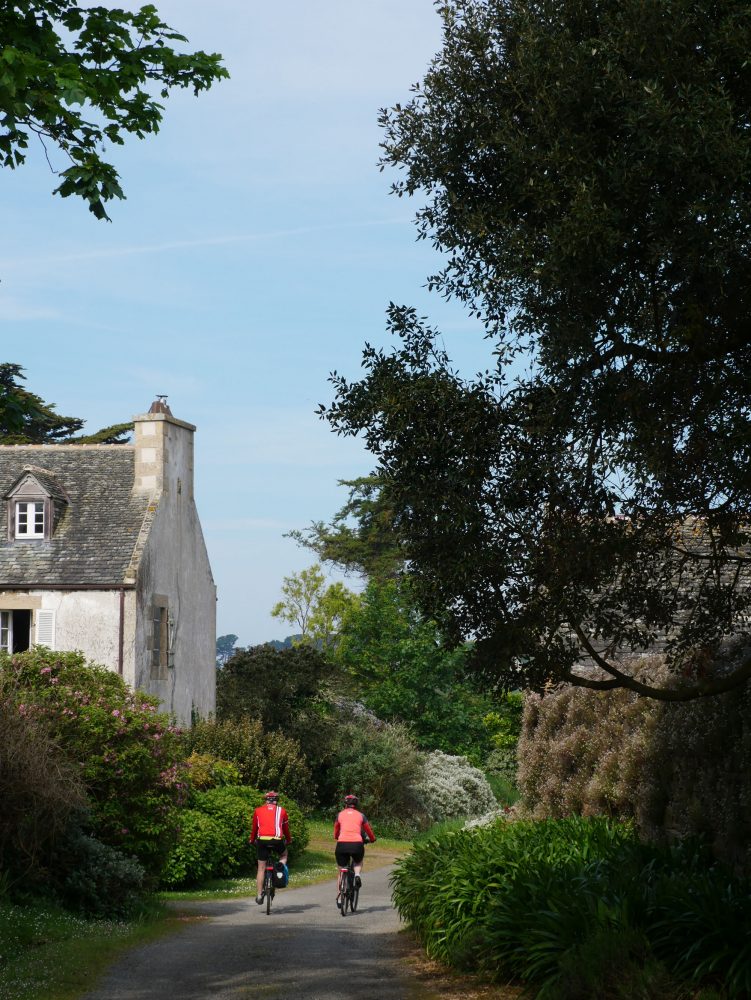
left=0, top=217, right=413, bottom=269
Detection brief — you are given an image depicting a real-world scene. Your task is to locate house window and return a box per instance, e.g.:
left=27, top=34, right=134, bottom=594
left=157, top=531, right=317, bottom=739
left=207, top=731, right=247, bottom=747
left=151, top=603, right=170, bottom=678
left=15, top=501, right=45, bottom=538
left=0, top=610, right=32, bottom=652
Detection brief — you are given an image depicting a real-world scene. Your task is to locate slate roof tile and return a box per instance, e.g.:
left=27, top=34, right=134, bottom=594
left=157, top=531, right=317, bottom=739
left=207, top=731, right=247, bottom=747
left=0, top=447, right=150, bottom=587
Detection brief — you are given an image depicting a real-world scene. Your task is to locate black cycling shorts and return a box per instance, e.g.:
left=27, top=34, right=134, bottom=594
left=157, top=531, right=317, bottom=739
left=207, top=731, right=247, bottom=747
left=335, top=841, right=365, bottom=866
left=256, top=838, right=286, bottom=861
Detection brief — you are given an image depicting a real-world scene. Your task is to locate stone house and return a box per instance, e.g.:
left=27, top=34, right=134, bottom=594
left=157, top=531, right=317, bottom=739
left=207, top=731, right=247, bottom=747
left=0, top=399, right=216, bottom=724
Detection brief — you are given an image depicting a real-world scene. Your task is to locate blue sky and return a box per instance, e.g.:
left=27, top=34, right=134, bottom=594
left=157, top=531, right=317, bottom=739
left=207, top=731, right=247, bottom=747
left=3, top=1, right=494, bottom=645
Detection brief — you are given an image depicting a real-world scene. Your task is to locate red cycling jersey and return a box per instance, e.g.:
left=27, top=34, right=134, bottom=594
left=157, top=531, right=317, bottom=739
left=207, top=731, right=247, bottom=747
left=250, top=803, right=292, bottom=843
left=334, top=807, right=376, bottom=844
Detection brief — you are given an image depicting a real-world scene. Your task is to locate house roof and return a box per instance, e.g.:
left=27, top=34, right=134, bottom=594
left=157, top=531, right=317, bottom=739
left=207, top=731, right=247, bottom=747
left=0, top=446, right=150, bottom=587
left=4, top=466, right=71, bottom=504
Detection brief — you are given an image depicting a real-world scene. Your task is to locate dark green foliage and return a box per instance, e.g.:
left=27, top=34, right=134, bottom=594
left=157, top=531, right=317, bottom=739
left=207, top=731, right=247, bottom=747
left=392, top=817, right=751, bottom=997
left=0, top=2, right=227, bottom=218
left=0, top=671, right=87, bottom=894
left=217, top=643, right=330, bottom=733
left=321, top=718, right=427, bottom=833
left=183, top=717, right=314, bottom=806
left=483, top=692, right=524, bottom=783
left=0, top=363, right=84, bottom=442
left=0, top=363, right=130, bottom=443
left=325, top=0, right=751, bottom=701
left=2, top=649, right=187, bottom=878
left=161, top=786, right=309, bottom=888
left=196, top=786, right=308, bottom=865
left=335, top=579, right=498, bottom=762
left=160, top=809, right=226, bottom=889
left=50, top=827, right=146, bottom=919
left=216, top=644, right=341, bottom=794
left=71, top=421, right=132, bottom=444
left=288, top=475, right=404, bottom=580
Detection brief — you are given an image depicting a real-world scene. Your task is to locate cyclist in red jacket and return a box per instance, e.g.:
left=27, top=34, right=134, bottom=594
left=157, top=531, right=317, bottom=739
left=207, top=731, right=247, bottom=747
left=334, top=793, right=376, bottom=888
left=250, top=791, right=291, bottom=905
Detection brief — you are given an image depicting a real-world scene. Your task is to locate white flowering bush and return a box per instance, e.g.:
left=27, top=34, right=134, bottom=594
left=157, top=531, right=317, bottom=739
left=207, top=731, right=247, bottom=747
left=415, top=750, right=497, bottom=822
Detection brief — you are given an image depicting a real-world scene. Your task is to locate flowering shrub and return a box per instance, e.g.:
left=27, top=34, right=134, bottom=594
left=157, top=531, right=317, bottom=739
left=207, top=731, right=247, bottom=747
left=2, top=649, right=188, bottom=877
left=518, top=656, right=751, bottom=874
left=415, top=751, right=498, bottom=822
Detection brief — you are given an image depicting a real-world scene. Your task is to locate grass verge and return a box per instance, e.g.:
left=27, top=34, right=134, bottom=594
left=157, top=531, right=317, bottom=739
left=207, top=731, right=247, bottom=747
left=0, top=899, right=190, bottom=1000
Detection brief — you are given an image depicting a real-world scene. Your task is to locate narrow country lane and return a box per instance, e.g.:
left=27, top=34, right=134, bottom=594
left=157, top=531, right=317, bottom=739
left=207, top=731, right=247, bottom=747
left=81, top=866, right=430, bottom=1000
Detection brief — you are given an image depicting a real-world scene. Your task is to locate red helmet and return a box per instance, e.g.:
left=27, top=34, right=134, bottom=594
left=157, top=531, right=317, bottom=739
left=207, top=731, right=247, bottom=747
left=264, top=791, right=279, bottom=802
left=344, top=793, right=359, bottom=807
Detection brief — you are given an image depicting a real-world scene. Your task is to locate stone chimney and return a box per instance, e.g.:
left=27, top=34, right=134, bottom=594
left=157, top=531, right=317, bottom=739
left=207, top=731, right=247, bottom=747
left=133, top=398, right=196, bottom=499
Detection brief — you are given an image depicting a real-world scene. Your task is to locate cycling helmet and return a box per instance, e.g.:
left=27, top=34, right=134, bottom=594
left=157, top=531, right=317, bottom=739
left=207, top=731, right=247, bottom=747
left=344, top=794, right=359, bottom=807
left=264, top=791, right=279, bottom=802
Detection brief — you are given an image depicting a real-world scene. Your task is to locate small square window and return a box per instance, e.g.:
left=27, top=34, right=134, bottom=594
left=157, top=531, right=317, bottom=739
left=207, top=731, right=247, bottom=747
left=15, top=501, right=45, bottom=538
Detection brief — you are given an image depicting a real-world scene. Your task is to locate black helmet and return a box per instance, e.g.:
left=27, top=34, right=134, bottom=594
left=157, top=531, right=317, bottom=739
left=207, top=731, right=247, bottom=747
left=344, top=793, right=359, bottom=807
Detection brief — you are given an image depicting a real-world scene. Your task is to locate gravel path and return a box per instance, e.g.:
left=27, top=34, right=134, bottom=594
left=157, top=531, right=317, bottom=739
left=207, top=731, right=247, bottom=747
left=81, top=866, right=427, bottom=1000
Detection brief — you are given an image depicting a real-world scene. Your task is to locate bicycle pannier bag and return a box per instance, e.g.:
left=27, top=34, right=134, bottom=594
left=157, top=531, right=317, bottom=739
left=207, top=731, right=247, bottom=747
left=273, top=861, right=288, bottom=888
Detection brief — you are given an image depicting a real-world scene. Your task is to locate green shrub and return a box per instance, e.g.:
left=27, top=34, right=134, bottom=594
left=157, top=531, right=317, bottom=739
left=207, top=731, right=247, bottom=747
left=161, top=787, right=310, bottom=888
left=323, top=718, right=428, bottom=833
left=0, top=672, right=87, bottom=895
left=183, top=717, right=314, bottom=805
left=196, top=786, right=309, bottom=865
left=160, top=809, right=227, bottom=888
left=392, top=816, right=751, bottom=998
left=185, top=752, right=241, bottom=792
left=51, top=827, right=146, bottom=918
left=1, top=649, right=187, bottom=879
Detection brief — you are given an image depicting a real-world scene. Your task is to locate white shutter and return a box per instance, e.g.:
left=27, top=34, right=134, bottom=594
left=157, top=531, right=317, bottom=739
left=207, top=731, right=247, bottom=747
left=35, top=610, right=56, bottom=649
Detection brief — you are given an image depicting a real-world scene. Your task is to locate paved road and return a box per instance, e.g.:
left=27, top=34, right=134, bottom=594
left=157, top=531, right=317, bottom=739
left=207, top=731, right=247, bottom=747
left=81, top=866, right=427, bottom=1000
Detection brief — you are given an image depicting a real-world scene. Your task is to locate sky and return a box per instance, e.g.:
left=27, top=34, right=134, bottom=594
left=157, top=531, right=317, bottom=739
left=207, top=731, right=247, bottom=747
left=3, top=1, right=494, bottom=646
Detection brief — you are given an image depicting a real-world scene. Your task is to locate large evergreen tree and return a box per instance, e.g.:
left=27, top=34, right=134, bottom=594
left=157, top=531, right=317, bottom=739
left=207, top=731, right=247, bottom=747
left=324, top=0, right=751, bottom=701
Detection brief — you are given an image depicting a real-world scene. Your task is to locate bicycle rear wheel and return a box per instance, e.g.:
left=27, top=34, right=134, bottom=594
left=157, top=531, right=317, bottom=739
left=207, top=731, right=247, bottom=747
left=351, top=885, right=359, bottom=912
left=265, top=873, right=273, bottom=914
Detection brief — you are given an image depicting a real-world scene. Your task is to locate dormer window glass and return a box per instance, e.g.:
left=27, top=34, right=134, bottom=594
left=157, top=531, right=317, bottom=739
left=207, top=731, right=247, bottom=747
left=16, top=501, right=45, bottom=538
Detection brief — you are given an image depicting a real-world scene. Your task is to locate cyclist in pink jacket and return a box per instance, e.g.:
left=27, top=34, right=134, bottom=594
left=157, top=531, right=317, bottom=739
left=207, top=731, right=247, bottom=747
left=333, top=793, right=376, bottom=888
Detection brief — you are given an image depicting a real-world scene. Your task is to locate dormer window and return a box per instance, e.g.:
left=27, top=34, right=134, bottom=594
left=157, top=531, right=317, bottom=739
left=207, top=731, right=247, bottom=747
left=16, top=501, right=45, bottom=538
left=4, top=467, right=69, bottom=543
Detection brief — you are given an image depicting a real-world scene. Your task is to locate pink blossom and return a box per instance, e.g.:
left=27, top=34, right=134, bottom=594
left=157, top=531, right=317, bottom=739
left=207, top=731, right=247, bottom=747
left=111, top=709, right=121, bottom=717
left=39, top=667, right=52, bottom=675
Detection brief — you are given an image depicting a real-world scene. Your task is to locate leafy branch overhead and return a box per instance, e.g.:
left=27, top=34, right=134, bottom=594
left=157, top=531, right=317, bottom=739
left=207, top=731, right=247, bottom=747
left=324, top=0, right=751, bottom=701
left=0, top=2, right=228, bottom=218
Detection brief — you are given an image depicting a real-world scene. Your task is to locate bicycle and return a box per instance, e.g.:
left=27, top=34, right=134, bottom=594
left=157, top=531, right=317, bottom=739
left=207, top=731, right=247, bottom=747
left=260, top=846, right=286, bottom=915
left=262, top=857, right=276, bottom=915
left=336, top=858, right=359, bottom=916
